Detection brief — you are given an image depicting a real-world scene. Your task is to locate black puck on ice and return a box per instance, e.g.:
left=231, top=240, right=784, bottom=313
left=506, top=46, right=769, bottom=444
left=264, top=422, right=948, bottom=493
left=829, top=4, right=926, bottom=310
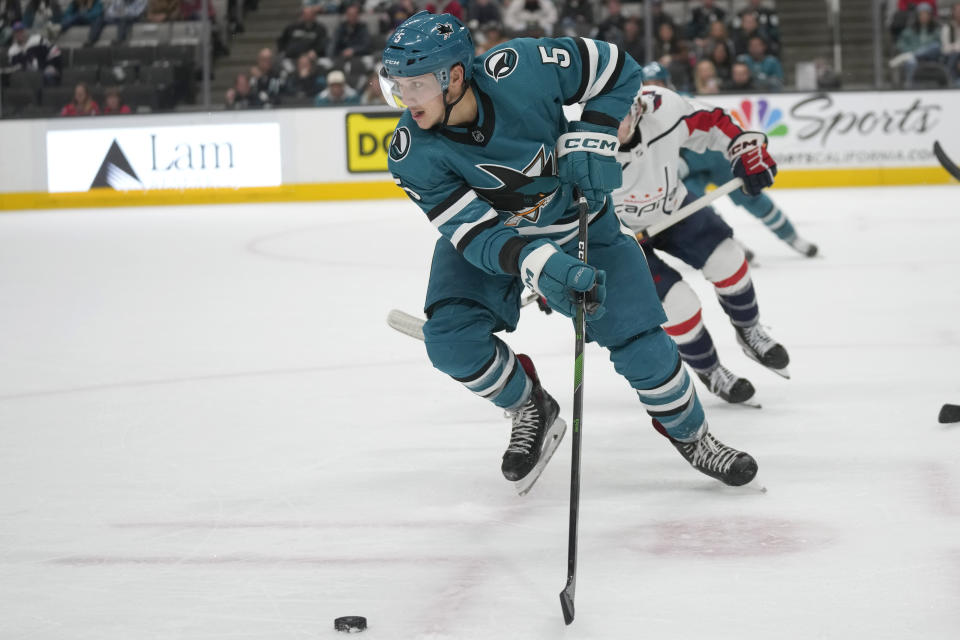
left=938, top=403, right=960, bottom=424
left=334, top=616, right=367, bottom=633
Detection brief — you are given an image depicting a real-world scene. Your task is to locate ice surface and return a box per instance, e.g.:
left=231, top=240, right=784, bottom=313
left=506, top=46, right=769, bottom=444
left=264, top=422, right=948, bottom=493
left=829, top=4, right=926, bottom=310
left=1, top=185, right=959, bottom=639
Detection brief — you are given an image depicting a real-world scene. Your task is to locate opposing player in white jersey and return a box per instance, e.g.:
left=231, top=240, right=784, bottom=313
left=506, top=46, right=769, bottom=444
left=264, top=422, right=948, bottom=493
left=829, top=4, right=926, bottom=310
left=611, top=74, right=791, bottom=405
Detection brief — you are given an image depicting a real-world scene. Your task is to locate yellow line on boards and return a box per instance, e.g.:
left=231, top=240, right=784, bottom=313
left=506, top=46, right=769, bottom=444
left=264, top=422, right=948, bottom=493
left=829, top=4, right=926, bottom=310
left=0, top=168, right=954, bottom=211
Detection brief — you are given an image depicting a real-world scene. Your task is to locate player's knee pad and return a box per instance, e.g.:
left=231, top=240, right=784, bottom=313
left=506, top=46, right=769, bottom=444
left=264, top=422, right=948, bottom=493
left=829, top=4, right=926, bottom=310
left=607, top=326, right=680, bottom=390
left=702, top=237, right=750, bottom=294
left=661, top=281, right=703, bottom=343
left=422, top=302, right=498, bottom=379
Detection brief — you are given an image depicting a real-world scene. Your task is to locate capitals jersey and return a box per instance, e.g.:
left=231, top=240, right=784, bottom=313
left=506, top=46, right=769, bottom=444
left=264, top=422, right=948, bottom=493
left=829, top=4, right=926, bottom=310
left=388, top=37, right=642, bottom=275
left=612, top=85, right=749, bottom=235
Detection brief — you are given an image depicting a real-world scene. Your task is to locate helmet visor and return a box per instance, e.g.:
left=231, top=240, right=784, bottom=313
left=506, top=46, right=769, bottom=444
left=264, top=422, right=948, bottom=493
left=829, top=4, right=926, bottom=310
left=379, top=67, right=443, bottom=110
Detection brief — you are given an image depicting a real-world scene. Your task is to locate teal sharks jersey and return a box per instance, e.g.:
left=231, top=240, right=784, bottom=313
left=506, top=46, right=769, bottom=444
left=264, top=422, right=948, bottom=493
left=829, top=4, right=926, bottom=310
left=388, top=36, right=643, bottom=276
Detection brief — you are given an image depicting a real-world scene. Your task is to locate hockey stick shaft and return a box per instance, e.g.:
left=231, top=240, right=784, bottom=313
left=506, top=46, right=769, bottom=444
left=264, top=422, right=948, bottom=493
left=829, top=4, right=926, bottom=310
left=635, top=177, right=744, bottom=242
left=933, top=141, right=960, bottom=182
left=559, top=188, right=588, bottom=626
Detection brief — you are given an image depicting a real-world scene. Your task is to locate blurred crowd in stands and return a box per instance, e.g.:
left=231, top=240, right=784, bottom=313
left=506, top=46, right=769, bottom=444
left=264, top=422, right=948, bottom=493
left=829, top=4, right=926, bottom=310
left=1, top=0, right=959, bottom=118
left=889, top=1, right=960, bottom=87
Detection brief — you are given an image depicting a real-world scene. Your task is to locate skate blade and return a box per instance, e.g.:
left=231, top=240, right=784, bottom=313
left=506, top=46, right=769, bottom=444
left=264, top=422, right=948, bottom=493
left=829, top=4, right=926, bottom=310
left=514, top=417, right=567, bottom=496
left=737, top=397, right=763, bottom=409
left=743, top=475, right=768, bottom=494
left=740, top=348, right=791, bottom=379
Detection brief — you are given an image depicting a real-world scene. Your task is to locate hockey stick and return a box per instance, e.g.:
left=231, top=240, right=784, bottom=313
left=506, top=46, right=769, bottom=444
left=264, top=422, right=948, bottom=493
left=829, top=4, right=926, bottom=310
left=635, top=177, right=744, bottom=242
left=386, top=292, right=544, bottom=341
left=933, top=141, right=960, bottom=182
left=559, top=187, right=589, bottom=626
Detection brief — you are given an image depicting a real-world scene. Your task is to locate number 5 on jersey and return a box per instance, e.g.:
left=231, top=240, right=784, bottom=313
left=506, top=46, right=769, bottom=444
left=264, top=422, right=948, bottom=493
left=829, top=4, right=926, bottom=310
left=539, top=46, right=570, bottom=68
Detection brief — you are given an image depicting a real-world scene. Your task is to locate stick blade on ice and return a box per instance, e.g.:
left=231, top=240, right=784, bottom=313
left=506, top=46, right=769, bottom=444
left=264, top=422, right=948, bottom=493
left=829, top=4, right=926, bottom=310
left=559, top=584, right=575, bottom=625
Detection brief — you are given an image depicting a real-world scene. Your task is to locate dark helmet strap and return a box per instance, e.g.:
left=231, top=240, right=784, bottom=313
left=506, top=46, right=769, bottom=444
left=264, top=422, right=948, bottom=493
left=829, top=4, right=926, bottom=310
left=441, top=64, right=469, bottom=128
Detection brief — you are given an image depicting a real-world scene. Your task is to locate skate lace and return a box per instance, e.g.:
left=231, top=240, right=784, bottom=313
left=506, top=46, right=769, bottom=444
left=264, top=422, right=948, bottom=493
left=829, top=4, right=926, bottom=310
left=686, top=434, right=739, bottom=474
left=705, top=366, right=737, bottom=395
left=505, top=401, right=540, bottom=455
left=741, top=324, right=777, bottom=356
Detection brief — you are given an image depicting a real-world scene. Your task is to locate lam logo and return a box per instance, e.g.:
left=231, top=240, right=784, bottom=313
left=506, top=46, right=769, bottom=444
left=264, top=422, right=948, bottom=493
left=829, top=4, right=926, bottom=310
left=90, top=139, right=143, bottom=190
left=730, top=99, right=788, bottom=137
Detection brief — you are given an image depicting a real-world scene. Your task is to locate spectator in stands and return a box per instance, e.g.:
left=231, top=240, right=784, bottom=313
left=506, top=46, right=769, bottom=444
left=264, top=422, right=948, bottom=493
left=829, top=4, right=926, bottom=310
left=359, top=66, right=383, bottom=104
left=286, top=51, right=324, bottom=98
left=698, top=18, right=734, bottom=61
left=733, top=0, right=779, bottom=52
left=180, top=0, right=212, bottom=20
left=595, top=0, right=625, bottom=45
left=225, top=72, right=260, bottom=109
left=250, top=47, right=285, bottom=106
left=556, top=0, right=592, bottom=38
left=61, top=81, right=100, bottom=115
left=653, top=20, right=686, bottom=64
left=180, top=0, right=229, bottom=56
left=23, top=1, right=63, bottom=39
left=693, top=58, right=720, bottom=94
left=900, top=0, right=938, bottom=12
left=723, top=60, right=755, bottom=92
left=386, top=0, right=417, bottom=29
left=709, top=39, right=732, bottom=83
left=621, top=17, right=645, bottom=64
left=654, top=21, right=691, bottom=92
left=941, top=1, right=960, bottom=85
left=731, top=11, right=771, bottom=58
left=890, top=2, right=942, bottom=87
left=102, top=86, right=131, bottom=113
left=331, top=2, right=370, bottom=59
left=88, top=0, right=147, bottom=45
left=650, top=0, right=674, bottom=31
left=475, top=20, right=506, bottom=54
left=425, top=1, right=464, bottom=21
left=738, top=34, right=783, bottom=91
left=0, top=0, right=23, bottom=47
left=468, top=0, right=502, bottom=31
left=7, top=20, right=61, bottom=82
left=147, top=0, right=179, bottom=22
left=685, top=0, right=726, bottom=43
left=314, top=68, right=359, bottom=105
left=278, top=7, right=329, bottom=62
left=503, top=0, right=558, bottom=37
left=61, top=0, right=104, bottom=36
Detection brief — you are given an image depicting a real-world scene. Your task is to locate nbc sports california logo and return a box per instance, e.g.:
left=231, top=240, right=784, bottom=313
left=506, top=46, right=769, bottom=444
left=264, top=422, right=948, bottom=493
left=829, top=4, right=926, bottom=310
left=729, top=99, right=788, bottom=137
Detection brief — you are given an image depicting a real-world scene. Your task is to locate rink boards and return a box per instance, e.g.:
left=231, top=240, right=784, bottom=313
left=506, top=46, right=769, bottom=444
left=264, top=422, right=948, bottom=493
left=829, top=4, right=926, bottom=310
left=0, top=88, right=957, bottom=211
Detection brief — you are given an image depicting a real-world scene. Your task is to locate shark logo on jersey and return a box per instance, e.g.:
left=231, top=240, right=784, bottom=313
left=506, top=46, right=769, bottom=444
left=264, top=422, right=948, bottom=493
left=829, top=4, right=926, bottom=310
left=483, top=47, right=519, bottom=82
left=389, top=127, right=411, bottom=161
left=474, top=145, right=558, bottom=225
left=435, top=23, right=454, bottom=39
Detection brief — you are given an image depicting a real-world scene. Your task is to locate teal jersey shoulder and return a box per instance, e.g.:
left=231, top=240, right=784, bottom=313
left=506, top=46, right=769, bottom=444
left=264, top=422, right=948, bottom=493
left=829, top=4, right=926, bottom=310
left=388, top=36, right=643, bottom=275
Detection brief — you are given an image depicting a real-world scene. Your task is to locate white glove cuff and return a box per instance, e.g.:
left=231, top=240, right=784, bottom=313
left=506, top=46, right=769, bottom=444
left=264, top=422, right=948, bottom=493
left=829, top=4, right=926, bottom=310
left=726, top=131, right=768, bottom=162
left=520, top=243, right=558, bottom=295
left=556, top=131, right=620, bottom=158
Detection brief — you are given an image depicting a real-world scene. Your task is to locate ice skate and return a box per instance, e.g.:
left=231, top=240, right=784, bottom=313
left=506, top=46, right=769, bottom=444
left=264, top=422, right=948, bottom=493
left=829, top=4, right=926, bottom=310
left=787, top=235, right=818, bottom=257
left=697, top=364, right=760, bottom=407
left=654, top=420, right=758, bottom=487
left=502, top=355, right=567, bottom=495
left=736, top=323, right=790, bottom=378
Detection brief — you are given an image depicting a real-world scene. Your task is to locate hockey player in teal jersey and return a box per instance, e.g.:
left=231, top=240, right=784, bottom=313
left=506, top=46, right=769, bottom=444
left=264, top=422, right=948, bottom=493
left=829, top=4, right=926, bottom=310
left=381, top=12, right=759, bottom=489
left=679, top=148, right=819, bottom=257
